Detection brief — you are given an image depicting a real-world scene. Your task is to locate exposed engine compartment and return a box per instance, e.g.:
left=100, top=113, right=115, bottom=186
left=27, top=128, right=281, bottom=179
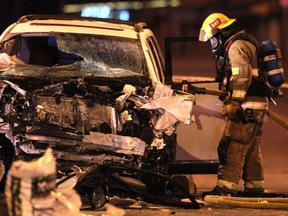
left=0, top=67, right=195, bottom=175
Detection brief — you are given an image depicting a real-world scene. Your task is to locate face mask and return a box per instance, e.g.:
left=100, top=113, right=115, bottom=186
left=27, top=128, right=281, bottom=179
left=210, top=35, right=225, bottom=59
left=211, top=35, right=228, bottom=82
left=210, top=37, right=218, bottom=49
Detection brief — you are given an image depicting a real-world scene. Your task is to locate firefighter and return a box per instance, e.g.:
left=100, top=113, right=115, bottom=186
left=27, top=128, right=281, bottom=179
left=199, top=13, right=268, bottom=196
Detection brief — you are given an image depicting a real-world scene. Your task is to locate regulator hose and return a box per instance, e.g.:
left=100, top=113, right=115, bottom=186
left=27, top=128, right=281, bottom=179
left=204, top=195, right=288, bottom=210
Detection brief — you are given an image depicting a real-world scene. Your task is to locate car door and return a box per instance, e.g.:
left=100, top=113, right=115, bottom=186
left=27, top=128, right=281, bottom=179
left=165, top=36, right=224, bottom=174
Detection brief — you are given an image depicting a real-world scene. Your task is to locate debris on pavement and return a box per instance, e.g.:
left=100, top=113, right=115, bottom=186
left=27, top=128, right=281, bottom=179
left=5, top=148, right=82, bottom=216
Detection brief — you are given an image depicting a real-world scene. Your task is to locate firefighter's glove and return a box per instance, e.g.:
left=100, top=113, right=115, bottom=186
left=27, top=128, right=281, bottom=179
left=222, top=101, right=242, bottom=121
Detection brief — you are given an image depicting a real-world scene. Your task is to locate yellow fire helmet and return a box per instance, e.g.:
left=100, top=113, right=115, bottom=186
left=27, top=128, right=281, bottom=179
left=199, top=13, right=236, bottom=42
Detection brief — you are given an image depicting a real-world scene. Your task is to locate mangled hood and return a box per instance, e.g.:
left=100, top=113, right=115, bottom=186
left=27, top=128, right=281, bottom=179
left=1, top=62, right=146, bottom=79
left=0, top=63, right=151, bottom=94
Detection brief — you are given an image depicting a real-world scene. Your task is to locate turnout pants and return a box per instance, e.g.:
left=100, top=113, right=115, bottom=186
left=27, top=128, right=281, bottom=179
left=217, top=120, right=265, bottom=192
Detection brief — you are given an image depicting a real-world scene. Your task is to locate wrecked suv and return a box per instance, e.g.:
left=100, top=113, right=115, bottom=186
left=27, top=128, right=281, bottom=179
left=0, top=15, right=196, bottom=207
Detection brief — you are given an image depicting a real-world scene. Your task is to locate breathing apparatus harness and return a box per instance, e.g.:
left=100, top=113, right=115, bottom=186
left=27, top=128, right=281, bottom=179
left=218, top=33, right=285, bottom=104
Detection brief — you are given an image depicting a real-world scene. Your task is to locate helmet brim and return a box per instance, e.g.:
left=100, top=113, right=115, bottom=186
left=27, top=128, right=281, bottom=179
left=199, top=29, right=210, bottom=42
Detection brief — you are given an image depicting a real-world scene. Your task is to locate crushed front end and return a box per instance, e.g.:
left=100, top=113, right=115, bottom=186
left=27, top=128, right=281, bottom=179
left=0, top=31, right=197, bottom=208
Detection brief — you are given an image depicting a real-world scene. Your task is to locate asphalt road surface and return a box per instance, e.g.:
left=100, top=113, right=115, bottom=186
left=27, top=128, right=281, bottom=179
left=2, top=193, right=288, bottom=216
left=82, top=193, right=288, bottom=216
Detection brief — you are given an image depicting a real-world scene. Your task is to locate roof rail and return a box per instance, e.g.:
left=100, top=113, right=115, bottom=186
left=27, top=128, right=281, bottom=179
left=17, top=14, right=149, bottom=33
left=17, top=14, right=136, bottom=26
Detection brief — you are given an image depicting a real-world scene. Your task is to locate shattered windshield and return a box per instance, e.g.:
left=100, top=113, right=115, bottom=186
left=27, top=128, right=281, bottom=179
left=55, top=33, right=148, bottom=77
left=1, top=33, right=149, bottom=78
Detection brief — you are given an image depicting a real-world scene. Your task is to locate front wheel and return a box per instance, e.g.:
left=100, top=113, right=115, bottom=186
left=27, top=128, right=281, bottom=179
left=88, top=184, right=108, bottom=209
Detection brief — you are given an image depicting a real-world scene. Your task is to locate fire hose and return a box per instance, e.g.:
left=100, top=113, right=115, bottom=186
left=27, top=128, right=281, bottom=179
left=204, top=195, right=288, bottom=210
left=205, top=87, right=288, bottom=129
left=266, top=109, right=288, bottom=130
left=176, top=83, right=288, bottom=130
